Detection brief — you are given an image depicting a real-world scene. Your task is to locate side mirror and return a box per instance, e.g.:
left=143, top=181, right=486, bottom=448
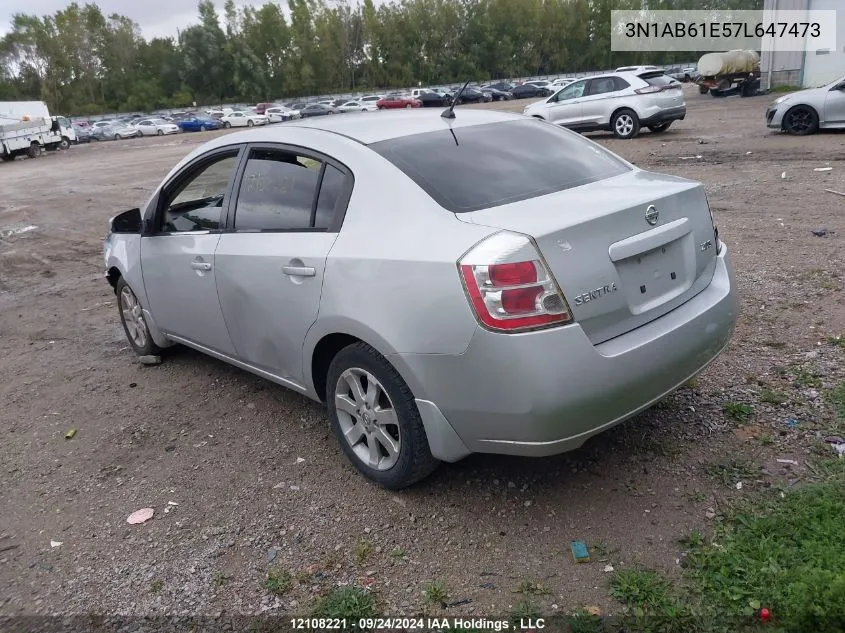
left=110, top=208, right=142, bottom=233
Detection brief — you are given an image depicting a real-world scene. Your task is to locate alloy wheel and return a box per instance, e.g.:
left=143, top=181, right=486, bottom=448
left=615, top=114, right=634, bottom=137
left=786, top=108, right=811, bottom=133
left=119, top=285, right=147, bottom=349
left=334, top=368, right=401, bottom=471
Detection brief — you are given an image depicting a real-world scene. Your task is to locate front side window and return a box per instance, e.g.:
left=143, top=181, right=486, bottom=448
left=554, top=81, right=586, bottom=101
left=161, top=152, right=239, bottom=232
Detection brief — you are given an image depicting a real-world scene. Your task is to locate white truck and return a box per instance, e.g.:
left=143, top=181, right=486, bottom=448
left=0, top=101, right=77, bottom=162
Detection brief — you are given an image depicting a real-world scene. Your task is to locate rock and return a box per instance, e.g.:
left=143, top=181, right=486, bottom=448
left=811, top=229, right=828, bottom=237
left=267, top=547, right=279, bottom=563
left=139, top=355, right=162, bottom=366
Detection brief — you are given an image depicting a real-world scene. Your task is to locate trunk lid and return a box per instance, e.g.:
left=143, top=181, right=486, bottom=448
left=456, top=170, right=718, bottom=344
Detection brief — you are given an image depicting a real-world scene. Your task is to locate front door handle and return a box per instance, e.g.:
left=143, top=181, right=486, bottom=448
left=282, top=265, right=316, bottom=277
left=191, top=261, right=212, bottom=271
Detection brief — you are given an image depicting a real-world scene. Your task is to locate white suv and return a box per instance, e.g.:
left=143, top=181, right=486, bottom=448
left=523, top=71, right=686, bottom=139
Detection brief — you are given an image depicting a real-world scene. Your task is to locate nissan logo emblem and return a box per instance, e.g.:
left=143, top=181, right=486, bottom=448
left=645, top=205, right=659, bottom=226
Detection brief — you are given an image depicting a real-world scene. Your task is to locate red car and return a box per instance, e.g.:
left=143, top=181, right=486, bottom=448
left=254, top=102, right=275, bottom=114
left=376, top=94, right=422, bottom=109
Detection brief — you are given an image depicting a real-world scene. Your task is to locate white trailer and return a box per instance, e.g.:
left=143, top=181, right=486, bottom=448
left=0, top=101, right=77, bottom=161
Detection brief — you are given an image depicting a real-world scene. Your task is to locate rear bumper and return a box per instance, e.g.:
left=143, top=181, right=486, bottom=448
left=641, top=105, right=687, bottom=126
left=397, top=244, right=737, bottom=458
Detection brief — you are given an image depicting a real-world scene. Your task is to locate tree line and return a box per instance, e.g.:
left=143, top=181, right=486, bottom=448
left=0, top=0, right=761, bottom=115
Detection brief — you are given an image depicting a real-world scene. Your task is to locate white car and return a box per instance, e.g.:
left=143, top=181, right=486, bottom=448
left=265, top=106, right=300, bottom=123
left=551, top=78, right=576, bottom=87
left=523, top=70, right=686, bottom=139
left=133, top=118, right=181, bottom=136
left=220, top=111, right=269, bottom=128
left=765, top=73, right=845, bottom=135
left=525, top=80, right=553, bottom=91
left=337, top=100, right=377, bottom=113
left=616, top=65, right=661, bottom=73
left=360, top=95, right=384, bottom=104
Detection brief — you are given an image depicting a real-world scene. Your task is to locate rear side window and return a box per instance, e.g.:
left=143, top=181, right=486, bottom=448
left=587, top=77, right=617, bottom=95
left=370, top=119, right=630, bottom=213
left=614, top=77, right=631, bottom=90
left=640, top=72, right=675, bottom=86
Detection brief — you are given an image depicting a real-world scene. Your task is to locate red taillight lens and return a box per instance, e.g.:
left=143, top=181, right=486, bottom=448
left=458, top=232, right=573, bottom=333
left=488, top=261, right=537, bottom=286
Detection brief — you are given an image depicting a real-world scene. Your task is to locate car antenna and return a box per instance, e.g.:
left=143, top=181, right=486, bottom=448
left=441, top=80, right=471, bottom=119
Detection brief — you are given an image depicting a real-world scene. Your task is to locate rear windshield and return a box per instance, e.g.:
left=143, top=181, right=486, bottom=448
left=640, top=72, right=675, bottom=86
left=369, top=119, right=630, bottom=213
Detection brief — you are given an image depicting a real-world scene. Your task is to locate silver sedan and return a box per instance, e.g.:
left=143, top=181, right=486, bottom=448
left=103, top=109, right=737, bottom=489
left=766, top=74, right=845, bottom=135
left=133, top=118, right=181, bottom=136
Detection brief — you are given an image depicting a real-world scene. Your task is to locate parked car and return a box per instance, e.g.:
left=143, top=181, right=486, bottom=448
left=480, top=85, right=513, bottom=101
left=72, top=125, right=91, bottom=143
left=522, top=70, right=686, bottom=139
left=359, top=95, right=384, bottom=105
left=300, top=103, right=340, bottom=117
left=484, top=82, right=514, bottom=92
left=509, top=83, right=551, bottom=99
left=376, top=94, right=421, bottom=109
left=416, top=92, right=452, bottom=107
left=524, top=80, right=554, bottom=92
left=133, top=118, right=181, bottom=136
left=72, top=120, right=91, bottom=129
left=221, top=111, right=269, bottom=128
left=104, top=108, right=735, bottom=489
left=616, top=65, right=661, bottom=73
left=176, top=116, right=223, bottom=132
left=551, top=77, right=576, bottom=88
left=265, top=106, right=301, bottom=123
left=337, top=100, right=378, bottom=113
left=766, top=74, right=845, bottom=135
left=454, top=87, right=488, bottom=104
left=90, top=121, right=140, bottom=141
left=254, top=102, right=275, bottom=114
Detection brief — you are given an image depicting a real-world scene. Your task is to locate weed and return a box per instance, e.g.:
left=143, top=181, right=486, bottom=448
left=563, top=610, right=606, bottom=633
left=686, top=490, right=707, bottom=503
left=793, top=370, right=822, bottom=388
left=312, top=586, right=378, bottom=619
left=707, top=458, right=758, bottom=486
left=423, top=580, right=449, bottom=605
left=610, top=568, right=673, bottom=615
left=515, top=579, right=551, bottom=596
left=722, top=401, right=753, bottom=421
left=150, top=579, right=163, bottom=593
left=354, top=539, right=373, bottom=565
left=826, top=382, right=845, bottom=419
left=759, top=388, right=789, bottom=405
left=265, top=568, right=293, bottom=595
left=685, top=377, right=699, bottom=389
left=678, top=529, right=704, bottom=548
left=827, top=335, right=845, bottom=348
left=212, top=571, right=229, bottom=586
left=509, top=600, right=540, bottom=625
left=295, top=570, right=312, bottom=583
left=390, top=547, right=405, bottom=560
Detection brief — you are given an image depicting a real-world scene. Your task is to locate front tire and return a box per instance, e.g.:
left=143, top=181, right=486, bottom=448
left=611, top=109, right=640, bottom=139
left=223, top=121, right=231, bottom=128
left=247, top=119, right=254, bottom=127
left=157, top=129, right=164, bottom=136
left=116, top=278, right=161, bottom=357
left=200, top=125, right=207, bottom=132
left=326, top=342, right=439, bottom=489
left=783, top=105, right=818, bottom=136
left=59, top=137, right=70, bottom=150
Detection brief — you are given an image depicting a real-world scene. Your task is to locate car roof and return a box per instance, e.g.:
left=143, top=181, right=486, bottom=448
left=278, top=108, right=524, bottom=144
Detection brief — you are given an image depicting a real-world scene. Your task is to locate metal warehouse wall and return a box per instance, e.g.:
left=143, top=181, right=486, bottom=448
left=761, top=0, right=809, bottom=87
left=801, top=0, right=845, bottom=87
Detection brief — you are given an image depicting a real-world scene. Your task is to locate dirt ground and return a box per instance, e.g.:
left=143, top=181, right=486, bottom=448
left=1, top=85, right=843, bottom=618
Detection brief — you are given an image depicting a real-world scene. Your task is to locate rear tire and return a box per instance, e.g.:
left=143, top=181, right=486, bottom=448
left=113, top=134, right=120, bottom=141
left=698, top=84, right=710, bottom=94
left=648, top=122, right=671, bottom=133
left=326, top=342, right=439, bottom=489
left=783, top=105, right=819, bottom=136
left=200, top=125, right=207, bottom=132
left=224, top=121, right=231, bottom=128
left=611, top=109, right=640, bottom=139
left=27, top=143, right=39, bottom=159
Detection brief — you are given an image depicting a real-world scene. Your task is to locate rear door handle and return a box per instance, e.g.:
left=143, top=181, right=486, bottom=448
left=282, top=265, right=316, bottom=277
left=191, top=261, right=212, bottom=271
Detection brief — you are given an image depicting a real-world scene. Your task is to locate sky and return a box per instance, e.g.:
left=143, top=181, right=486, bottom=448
left=1, top=0, right=257, bottom=41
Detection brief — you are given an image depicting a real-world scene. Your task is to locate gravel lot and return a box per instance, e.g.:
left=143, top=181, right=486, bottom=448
left=1, top=86, right=843, bottom=618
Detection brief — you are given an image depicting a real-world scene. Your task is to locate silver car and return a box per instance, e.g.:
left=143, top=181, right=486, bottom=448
left=765, top=74, right=845, bottom=135
left=523, top=70, right=686, bottom=138
left=103, top=110, right=737, bottom=489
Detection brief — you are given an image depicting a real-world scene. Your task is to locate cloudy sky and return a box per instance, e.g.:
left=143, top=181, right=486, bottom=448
left=1, top=0, right=255, bottom=40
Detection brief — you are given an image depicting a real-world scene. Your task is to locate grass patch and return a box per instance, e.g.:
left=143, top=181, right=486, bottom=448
left=149, top=579, right=163, bottom=593
left=828, top=335, right=845, bottom=348
left=826, top=382, right=845, bottom=419
left=509, top=600, right=540, bottom=625
left=423, top=580, right=449, bottom=605
left=265, top=568, right=293, bottom=595
left=793, top=370, right=822, bottom=389
left=515, top=579, right=552, bottom=596
left=562, top=610, right=606, bottom=633
left=759, top=388, right=789, bottom=405
left=212, top=571, right=230, bottom=586
left=722, top=401, right=753, bottom=421
left=312, top=586, right=379, bottom=619
left=610, top=568, right=674, bottom=616
left=770, top=84, right=801, bottom=93
left=679, top=529, right=704, bottom=548
left=390, top=547, right=405, bottom=560
left=354, top=539, right=373, bottom=565
left=687, top=465, right=845, bottom=631
left=707, top=458, right=757, bottom=486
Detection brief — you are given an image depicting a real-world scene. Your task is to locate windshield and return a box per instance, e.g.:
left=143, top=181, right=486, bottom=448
left=370, top=119, right=630, bottom=213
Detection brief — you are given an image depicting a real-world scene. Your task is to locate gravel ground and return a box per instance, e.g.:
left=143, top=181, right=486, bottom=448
left=0, top=86, right=843, bottom=619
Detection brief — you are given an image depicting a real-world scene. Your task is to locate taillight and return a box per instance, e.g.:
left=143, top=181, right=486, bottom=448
left=635, top=85, right=663, bottom=94
left=458, top=232, right=573, bottom=332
